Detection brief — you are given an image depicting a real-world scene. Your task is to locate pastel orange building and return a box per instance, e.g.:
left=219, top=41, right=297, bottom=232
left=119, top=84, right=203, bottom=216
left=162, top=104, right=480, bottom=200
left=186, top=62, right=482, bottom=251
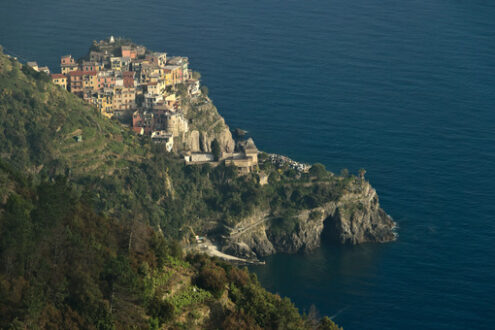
left=121, top=46, right=137, bottom=59
left=68, top=70, right=97, bottom=95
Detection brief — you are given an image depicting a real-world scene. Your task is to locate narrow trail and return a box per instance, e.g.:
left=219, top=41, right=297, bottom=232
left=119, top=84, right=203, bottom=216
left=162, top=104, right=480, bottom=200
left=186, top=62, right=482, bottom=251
left=229, top=216, right=274, bottom=238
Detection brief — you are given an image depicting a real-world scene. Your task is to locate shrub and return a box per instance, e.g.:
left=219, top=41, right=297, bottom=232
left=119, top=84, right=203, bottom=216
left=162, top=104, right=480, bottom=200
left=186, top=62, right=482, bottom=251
left=211, top=139, right=221, bottom=161
left=146, top=295, right=175, bottom=324
left=317, top=316, right=342, bottom=330
left=196, top=264, right=227, bottom=298
left=309, top=163, right=327, bottom=179
left=228, top=267, right=251, bottom=287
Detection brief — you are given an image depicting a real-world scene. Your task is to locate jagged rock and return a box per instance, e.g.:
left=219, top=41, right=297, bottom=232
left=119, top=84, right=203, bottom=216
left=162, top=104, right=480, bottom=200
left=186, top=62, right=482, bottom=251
left=324, top=186, right=396, bottom=244
left=221, top=210, right=276, bottom=257
left=180, top=96, right=235, bottom=153
left=182, top=130, right=200, bottom=152
left=267, top=203, right=335, bottom=254
left=221, top=181, right=396, bottom=258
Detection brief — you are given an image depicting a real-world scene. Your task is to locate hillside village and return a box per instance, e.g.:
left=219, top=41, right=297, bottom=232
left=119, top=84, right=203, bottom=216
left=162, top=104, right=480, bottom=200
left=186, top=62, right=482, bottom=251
left=25, top=37, right=266, bottom=174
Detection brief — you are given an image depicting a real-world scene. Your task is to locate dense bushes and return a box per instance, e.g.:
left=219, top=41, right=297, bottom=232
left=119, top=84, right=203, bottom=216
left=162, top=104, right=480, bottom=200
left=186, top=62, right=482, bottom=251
left=196, top=263, right=228, bottom=298
left=147, top=295, right=175, bottom=324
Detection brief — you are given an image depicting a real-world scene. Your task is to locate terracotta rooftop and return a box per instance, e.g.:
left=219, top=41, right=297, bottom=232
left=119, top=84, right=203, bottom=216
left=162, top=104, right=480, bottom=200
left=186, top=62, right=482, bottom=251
left=51, top=74, right=66, bottom=79
left=69, top=70, right=97, bottom=76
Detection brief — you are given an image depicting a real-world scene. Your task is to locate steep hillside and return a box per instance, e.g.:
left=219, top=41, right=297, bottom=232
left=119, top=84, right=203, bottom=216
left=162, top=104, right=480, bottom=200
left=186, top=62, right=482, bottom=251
left=0, top=47, right=395, bottom=249
left=0, top=162, right=342, bottom=329
left=0, top=47, right=348, bottom=329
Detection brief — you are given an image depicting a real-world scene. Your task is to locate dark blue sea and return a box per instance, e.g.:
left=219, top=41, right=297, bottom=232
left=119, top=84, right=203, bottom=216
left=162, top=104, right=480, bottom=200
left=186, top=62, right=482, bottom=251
left=1, top=0, right=494, bottom=328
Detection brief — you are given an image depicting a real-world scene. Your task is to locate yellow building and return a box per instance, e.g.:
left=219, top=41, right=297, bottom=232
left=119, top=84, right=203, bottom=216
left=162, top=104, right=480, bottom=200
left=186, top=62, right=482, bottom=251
left=93, top=90, right=114, bottom=118
left=81, top=61, right=105, bottom=72
left=110, top=57, right=123, bottom=71
left=163, top=65, right=183, bottom=86
left=147, top=52, right=167, bottom=68
left=61, top=65, right=78, bottom=75
left=110, top=57, right=131, bottom=71
left=51, top=74, right=68, bottom=90
left=82, top=72, right=98, bottom=92
left=140, top=64, right=161, bottom=83
left=68, top=71, right=97, bottom=95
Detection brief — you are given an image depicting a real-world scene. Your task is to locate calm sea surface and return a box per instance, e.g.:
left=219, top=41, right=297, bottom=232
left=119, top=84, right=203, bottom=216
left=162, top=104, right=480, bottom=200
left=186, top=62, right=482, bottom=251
left=1, top=0, right=494, bottom=328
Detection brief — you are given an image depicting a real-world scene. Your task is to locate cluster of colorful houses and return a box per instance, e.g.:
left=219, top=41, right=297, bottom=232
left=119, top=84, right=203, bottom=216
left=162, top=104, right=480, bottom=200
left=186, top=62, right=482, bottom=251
left=27, top=36, right=202, bottom=153
left=27, top=37, right=264, bottom=174
left=43, top=38, right=199, bottom=118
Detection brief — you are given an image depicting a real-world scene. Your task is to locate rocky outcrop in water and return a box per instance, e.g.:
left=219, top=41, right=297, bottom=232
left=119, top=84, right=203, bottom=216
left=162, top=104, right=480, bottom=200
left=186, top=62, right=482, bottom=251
left=323, top=182, right=396, bottom=245
left=221, top=181, right=396, bottom=258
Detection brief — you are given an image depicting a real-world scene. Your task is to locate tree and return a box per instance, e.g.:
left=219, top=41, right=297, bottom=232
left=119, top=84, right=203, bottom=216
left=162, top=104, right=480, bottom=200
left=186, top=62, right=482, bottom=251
left=358, top=168, right=366, bottom=179
left=340, top=168, right=349, bottom=178
left=197, top=264, right=227, bottom=298
left=268, top=171, right=280, bottom=184
left=200, top=85, right=209, bottom=96
left=317, top=316, right=342, bottom=330
left=211, top=139, right=221, bottom=161
left=309, top=163, right=327, bottom=179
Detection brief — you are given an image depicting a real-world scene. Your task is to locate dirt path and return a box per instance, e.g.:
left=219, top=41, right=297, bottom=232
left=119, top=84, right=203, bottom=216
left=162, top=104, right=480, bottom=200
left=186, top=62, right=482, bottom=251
left=229, top=216, right=274, bottom=238
left=188, top=238, right=264, bottom=265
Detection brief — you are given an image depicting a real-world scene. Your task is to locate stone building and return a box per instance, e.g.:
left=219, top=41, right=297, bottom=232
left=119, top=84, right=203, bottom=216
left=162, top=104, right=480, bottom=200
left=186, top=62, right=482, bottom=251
left=224, top=138, right=259, bottom=174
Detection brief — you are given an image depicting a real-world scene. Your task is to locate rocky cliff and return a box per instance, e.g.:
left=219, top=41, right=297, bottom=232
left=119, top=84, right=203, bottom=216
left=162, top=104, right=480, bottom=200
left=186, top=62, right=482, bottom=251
left=221, top=180, right=396, bottom=258
left=323, top=181, right=396, bottom=245
left=177, top=94, right=235, bottom=153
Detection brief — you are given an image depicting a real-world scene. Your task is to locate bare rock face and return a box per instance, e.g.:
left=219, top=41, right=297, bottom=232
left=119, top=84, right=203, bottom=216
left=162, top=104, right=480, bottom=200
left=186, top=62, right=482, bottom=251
left=180, top=96, right=235, bottom=153
left=326, top=188, right=396, bottom=244
left=182, top=130, right=200, bottom=152
left=221, top=181, right=396, bottom=258
left=199, top=123, right=235, bottom=153
left=221, top=210, right=276, bottom=258
left=223, top=226, right=275, bottom=258
left=267, top=203, right=336, bottom=254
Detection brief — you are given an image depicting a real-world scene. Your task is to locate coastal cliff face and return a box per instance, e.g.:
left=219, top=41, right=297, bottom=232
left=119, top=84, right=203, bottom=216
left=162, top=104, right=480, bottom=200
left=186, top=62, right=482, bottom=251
left=324, top=182, right=396, bottom=245
left=222, top=181, right=396, bottom=258
left=178, top=94, right=235, bottom=153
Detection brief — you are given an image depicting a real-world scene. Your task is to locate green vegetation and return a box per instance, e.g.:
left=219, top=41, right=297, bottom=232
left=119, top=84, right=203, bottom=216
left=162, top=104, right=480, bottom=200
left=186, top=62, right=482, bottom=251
left=0, top=49, right=344, bottom=328
left=0, top=164, right=342, bottom=328
left=0, top=52, right=357, bottom=238
left=211, top=139, right=221, bottom=161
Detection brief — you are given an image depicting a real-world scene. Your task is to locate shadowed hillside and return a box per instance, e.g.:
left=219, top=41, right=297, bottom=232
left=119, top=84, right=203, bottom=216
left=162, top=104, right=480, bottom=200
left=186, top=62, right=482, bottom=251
left=0, top=48, right=344, bottom=329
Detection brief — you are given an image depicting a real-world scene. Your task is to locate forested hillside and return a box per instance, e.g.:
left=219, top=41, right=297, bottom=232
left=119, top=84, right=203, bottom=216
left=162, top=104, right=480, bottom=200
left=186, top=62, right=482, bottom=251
left=0, top=49, right=343, bottom=328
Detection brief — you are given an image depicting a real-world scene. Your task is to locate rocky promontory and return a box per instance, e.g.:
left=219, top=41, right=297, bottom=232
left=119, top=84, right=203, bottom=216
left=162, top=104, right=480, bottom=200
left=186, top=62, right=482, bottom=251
left=221, top=180, right=396, bottom=259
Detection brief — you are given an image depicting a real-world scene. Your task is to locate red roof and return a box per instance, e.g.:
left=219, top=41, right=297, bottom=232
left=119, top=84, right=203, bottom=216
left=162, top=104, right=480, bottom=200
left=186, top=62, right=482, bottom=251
left=69, top=70, right=97, bottom=76
left=51, top=74, right=66, bottom=79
